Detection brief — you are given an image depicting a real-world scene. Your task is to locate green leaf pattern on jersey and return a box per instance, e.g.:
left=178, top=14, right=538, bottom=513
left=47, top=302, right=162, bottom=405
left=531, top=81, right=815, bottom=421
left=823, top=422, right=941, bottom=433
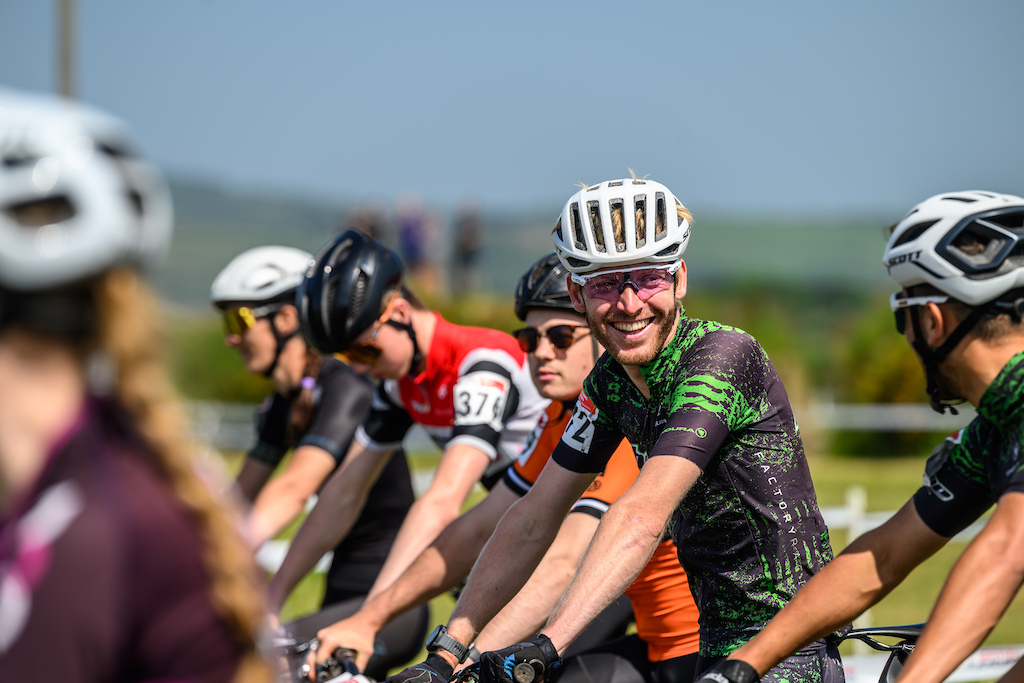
left=924, top=351, right=1024, bottom=513
left=582, top=315, right=834, bottom=656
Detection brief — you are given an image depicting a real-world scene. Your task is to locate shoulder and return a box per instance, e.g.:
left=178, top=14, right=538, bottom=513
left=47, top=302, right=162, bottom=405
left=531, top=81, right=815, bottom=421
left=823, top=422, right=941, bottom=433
left=666, top=317, right=769, bottom=379
left=317, top=356, right=374, bottom=398
left=684, top=317, right=763, bottom=358
left=433, top=316, right=526, bottom=373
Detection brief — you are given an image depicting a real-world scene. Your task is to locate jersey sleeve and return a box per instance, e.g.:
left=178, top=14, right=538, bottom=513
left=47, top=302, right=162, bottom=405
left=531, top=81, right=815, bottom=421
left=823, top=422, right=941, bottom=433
left=449, top=358, right=521, bottom=460
left=654, top=330, right=769, bottom=471
left=358, top=381, right=415, bottom=451
left=552, top=383, right=625, bottom=475
left=570, top=438, right=638, bottom=519
left=246, top=395, right=289, bottom=467
left=912, top=423, right=996, bottom=537
left=295, top=367, right=375, bottom=463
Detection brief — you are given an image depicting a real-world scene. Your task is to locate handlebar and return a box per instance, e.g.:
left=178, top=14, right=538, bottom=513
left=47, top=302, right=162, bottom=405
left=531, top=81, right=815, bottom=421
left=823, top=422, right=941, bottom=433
left=271, top=636, right=363, bottom=683
left=838, top=623, right=925, bottom=683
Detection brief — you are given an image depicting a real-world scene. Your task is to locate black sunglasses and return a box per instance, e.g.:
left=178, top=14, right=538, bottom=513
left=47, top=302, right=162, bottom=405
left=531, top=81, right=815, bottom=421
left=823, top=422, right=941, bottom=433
left=512, top=324, right=588, bottom=353
left=890, top=293, right=950, bottom=335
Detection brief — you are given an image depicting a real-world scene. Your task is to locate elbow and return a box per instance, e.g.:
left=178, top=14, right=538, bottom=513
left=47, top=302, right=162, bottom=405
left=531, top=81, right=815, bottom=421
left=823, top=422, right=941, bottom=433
left=546, top=553, right=583, bottom=588
left=616, top=508, right=669, bottom=551
left=415, top=493, right=462, bottom=529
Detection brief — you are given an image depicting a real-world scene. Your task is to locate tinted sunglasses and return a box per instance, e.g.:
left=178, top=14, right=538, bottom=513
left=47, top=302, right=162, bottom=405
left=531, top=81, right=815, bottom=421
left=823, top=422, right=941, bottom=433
left=889, top=292, right=949, bottom=335
left=335, top=300, right=404, bottom=366
left=222, top=304, right=283, bottom=336
left=336, top=322, right=389, bottom=366
left=570, top=262, right=681, bottom=302
left=512, top=324, right=589, bottom=353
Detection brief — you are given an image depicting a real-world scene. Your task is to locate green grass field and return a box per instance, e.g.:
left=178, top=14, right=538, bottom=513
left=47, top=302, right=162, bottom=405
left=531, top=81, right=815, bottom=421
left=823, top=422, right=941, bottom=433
left=251, top=448, right=1023, bottom=672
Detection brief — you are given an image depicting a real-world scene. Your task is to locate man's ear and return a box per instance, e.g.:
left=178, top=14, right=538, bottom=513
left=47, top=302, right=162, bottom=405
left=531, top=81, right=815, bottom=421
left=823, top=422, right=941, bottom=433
left=920, top=302, right=951, bottom=346
left=567, top=274, right=586, bottom=313
left=389, top=296, right=412, bottom=323
left=674, top=260, right=687, bottom=300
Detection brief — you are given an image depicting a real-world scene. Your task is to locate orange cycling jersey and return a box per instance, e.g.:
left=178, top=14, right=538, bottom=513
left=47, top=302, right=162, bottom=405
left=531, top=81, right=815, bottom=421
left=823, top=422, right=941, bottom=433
left=502, top=401, right=699, bottom=662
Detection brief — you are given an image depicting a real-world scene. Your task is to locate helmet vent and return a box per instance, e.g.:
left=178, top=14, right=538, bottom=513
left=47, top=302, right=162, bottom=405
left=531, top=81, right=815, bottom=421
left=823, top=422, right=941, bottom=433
left=96, top=142, right=132, bottom=159
left=655, top=243, right=681, bottom=258
left=324, top=276, right=338, bottom=325
left=553, top=218, right=563, bottom=242
left=565, top=256, right=589, bottom=269
left=943, top=195, right=979, bottom=204
left=655, top=192, right=667, bottom=240
left=608, top=180, right=623, bottom=187
left=892, top=220, right=938, bottom=248
left=586, top=200, right=607, bottom=253
left=5, top=195, right=75, bottom=227
left=570, top=202, right=585, bottom=251
left=3, top=154, right=37, bottom=168
left=632, top=196, right=646, bottom=249
left=979, top=209, right=1024, bottom=233
left=127, top=190, right=144, bottom=217
left=350, top=272, right=368, bottom=317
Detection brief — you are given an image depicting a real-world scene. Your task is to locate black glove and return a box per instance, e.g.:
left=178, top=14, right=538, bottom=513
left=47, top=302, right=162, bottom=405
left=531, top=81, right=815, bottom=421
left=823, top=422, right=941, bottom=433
left=384, top=655, right=454, bottom=683
left=694, top=659, right=760, bottom=683
left=477, top=635, right=562, bottom=683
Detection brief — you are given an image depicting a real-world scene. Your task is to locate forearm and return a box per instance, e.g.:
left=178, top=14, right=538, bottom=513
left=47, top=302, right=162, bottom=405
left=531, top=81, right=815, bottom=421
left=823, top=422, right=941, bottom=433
left=245, top=479, right=310, bottom=548
left=899, top=495, right=1024, bottom=683
left=542, top=503, right=662, bottom=654
left=361, top=524, right=489, bottom=633
left=367, top=443, right=490, bottom=601
left=447, top=496, right=565, bottom=648
left=474, top=512, right=598, bottom=651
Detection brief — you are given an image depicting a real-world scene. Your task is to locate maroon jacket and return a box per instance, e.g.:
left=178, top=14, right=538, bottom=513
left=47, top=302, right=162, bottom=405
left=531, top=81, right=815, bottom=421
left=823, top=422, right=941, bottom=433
left=0, top=400, right=246, bottom=683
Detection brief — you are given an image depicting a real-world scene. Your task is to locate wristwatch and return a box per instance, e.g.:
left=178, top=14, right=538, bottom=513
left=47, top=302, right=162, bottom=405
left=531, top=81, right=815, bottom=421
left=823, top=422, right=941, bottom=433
left=425, top=624, right=471, bottom=663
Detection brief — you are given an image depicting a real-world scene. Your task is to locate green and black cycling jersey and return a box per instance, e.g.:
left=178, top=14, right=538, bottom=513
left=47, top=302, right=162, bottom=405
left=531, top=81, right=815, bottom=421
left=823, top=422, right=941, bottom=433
left=552, top=313, right=835, bottom=657
left=914, top=350, right=1024, bottom=537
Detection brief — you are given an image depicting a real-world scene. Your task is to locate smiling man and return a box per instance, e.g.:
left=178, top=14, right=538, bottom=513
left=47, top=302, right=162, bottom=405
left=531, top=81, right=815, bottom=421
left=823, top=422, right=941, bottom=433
left=426, top=178, right=840, bottom=683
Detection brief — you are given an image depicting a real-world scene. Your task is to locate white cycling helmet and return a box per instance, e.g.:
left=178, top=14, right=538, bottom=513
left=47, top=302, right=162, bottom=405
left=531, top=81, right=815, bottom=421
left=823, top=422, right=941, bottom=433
left=553, top=178, right=691, bottom=274
left=210, top=245, right=313, bottom=309
left=0, top=87, right=173, bottom=291
left=884, top=190, right=1024, bottom=306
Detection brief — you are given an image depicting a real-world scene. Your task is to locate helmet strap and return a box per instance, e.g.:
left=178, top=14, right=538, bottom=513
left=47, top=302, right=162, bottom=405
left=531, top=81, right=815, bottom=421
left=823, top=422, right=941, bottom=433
left=385, top=319, right=424, bottom=377
left=262, top=310, right=299, bottom=379
left=909, top=305, right=986, bottom=414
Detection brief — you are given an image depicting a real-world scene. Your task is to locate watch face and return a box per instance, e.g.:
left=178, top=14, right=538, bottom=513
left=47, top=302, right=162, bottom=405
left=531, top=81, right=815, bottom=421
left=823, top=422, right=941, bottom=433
left=427, top=625, right=443, bottom=646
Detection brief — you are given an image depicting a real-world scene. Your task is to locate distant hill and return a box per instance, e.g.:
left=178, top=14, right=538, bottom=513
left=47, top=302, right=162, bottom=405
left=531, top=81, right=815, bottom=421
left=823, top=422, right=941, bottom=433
left=153, top=177, right=895, bottom=310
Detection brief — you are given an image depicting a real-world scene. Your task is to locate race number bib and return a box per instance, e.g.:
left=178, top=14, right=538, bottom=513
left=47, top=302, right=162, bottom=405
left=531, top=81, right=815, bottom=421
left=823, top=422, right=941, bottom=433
left=562, top=390, right=598, bottom=453
left=453, top=371, right=511, bottom=433
left=516, top=412, right=548, bottom=467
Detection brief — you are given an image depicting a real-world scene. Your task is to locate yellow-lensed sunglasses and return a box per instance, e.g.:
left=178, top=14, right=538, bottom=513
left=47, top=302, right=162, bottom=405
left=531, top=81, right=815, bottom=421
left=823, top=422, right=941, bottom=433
left=222, top=304, right=283, bottom=336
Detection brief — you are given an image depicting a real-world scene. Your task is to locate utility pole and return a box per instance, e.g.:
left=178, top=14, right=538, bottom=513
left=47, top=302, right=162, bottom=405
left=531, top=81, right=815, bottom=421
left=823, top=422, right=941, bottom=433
left=58, top=0, right=76, bottom=99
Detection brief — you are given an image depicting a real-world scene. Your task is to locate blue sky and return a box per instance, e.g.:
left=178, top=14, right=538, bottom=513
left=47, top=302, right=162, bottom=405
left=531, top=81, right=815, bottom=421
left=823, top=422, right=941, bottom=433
left=2, top=1, right=1022, bottom=216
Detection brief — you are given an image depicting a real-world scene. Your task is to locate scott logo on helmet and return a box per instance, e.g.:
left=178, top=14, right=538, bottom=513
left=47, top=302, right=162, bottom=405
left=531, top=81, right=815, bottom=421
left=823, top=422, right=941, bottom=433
left=885, top=251, right=922, bottom=267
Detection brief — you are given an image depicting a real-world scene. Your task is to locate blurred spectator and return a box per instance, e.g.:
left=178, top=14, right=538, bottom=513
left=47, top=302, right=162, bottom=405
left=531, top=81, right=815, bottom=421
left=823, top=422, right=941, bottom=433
left=0, top=88, right=269, bottom=682
left=452, top=200, right=484, bottom=296
left=339, top=203, right=393, bottom=247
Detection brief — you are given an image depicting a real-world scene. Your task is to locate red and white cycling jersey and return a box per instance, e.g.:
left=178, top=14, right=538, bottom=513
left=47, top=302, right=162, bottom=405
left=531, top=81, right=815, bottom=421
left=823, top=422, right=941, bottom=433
left=355, top=313, right=548, bottom=465
left=502, top=400, right=700, bottom=662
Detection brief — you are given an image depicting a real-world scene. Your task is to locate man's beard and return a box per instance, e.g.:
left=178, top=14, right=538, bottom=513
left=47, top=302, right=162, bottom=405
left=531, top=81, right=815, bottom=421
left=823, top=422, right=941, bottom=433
left=586, top=303, right=679, bottom=367
left=931, top=358, right=967, bottom=405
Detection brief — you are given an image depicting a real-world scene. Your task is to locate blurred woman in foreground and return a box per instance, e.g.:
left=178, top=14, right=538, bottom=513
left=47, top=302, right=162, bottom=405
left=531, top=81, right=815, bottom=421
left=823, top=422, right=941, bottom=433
left=0, top=88, right=269, bottom=683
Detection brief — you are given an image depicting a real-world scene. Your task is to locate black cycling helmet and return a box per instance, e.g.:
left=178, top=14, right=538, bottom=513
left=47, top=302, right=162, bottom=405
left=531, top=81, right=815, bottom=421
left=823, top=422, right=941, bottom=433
left=297, top=229, right=404, bottom=353
left=514, top=252, right=574, bottom=321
